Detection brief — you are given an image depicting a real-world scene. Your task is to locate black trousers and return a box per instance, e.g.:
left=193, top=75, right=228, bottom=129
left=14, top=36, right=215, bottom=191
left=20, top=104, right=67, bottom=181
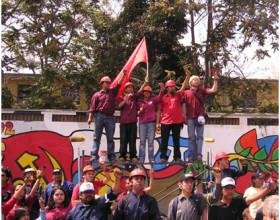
left=120, top=123, right=137, bottom=159
left=160, top=123, right=182, bottom=160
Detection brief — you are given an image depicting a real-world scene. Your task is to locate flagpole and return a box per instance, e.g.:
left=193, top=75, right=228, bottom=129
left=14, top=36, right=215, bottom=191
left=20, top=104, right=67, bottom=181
left=146, top=61, right=149, bottom=82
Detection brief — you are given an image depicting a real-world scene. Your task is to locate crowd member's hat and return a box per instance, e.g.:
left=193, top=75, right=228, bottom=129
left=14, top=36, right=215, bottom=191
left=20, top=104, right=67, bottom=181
left=83, top=165, right=95, bottom=174
left=53, top=168, right=62, bottom=174
left=24, top=168, right=36, bottom=174
left=79, top=182, right=95, bottom=193
left=179, top=172, right=195, bottom=182
left=221, top=177, right=236, bottom=187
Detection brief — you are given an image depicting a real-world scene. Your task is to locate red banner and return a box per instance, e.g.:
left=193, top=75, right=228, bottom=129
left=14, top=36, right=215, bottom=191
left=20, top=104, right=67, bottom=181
left=110, top=37, right=148, bottom=97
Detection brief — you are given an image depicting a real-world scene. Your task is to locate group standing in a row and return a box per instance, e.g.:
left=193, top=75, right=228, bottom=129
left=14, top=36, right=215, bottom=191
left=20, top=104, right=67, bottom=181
left=87, top=66, right=218, bottom=163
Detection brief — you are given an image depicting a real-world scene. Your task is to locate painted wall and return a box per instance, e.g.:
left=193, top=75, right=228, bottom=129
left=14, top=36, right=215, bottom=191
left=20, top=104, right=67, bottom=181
left=2, top=110, right=278, bottom=214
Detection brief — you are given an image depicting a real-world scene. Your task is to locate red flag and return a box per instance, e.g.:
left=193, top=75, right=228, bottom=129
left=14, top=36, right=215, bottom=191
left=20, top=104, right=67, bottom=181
left=110, top=37, right=148, bottom=97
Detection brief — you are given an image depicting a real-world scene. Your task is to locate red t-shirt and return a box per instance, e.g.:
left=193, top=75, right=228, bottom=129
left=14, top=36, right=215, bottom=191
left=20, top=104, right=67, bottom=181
left=159, top=91, right=184, bottom=124
left=185, top=88, right=209, bottom=119
left=71, top=180, right=105, bottom=205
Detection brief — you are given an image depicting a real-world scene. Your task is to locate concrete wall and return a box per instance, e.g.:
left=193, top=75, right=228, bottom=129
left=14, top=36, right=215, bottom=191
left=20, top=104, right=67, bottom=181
left=2, top=109, right=278, bottom=214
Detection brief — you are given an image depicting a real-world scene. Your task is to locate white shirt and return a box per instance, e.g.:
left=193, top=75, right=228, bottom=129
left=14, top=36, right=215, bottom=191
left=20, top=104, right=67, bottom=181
left=243, top=186, right=263, bottom=218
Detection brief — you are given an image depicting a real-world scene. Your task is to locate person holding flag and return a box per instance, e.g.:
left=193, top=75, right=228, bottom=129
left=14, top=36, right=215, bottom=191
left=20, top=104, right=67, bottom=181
left=157, top=66, right=190, bottom=162
left=117, top=81, right=147, bottom=162
left=87, top=70, right=126, bottom=162
left=88, top=37, right=149, bottom=162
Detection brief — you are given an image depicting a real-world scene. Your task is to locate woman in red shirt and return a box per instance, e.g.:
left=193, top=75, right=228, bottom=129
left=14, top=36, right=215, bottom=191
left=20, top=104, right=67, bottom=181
left=38, top=186, right=71, bottom=220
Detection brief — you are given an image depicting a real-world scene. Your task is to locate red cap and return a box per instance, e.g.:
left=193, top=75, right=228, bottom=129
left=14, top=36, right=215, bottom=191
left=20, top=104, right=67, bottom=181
left=165, top=80, right=176, bottom=88
left=83, top=165, right=95, bottom=174
left=129, top=168, right=146, bottom=179
left=125, top=82, right=134, bottom=88
left=143, top=86, right=153, bottom=93
left=215, top=152, right=229, bottom=161
left=100, top=76, right=112, bottom=83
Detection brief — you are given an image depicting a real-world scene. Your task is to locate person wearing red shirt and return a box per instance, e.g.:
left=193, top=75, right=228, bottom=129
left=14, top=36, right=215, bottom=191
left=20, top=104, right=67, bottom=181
left=157, top=68, right=190, bottom=162
left=71, top=165, right=111, bottom=206
left=137, top=83, right=164, bottom=163
left=38, top=186, right=71, bottom=220
left=87, top=71, right=126, bottom=162
left=184, top=74, right=218, bottom=161
left=117, top=81, right=146, bottom=162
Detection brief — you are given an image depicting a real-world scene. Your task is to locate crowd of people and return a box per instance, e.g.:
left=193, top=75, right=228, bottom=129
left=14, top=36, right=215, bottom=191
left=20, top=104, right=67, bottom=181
left=2, top=153, right=278, bottom=220
left=2, top=70, right=279, bottom=220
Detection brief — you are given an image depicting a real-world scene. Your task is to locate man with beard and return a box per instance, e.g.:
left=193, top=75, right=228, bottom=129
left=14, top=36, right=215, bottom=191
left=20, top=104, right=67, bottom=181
left=113, top=168, right=162, bottom=220
left=67, top=169, right=122, bottom=220
left=71, top=165, right=111, bottom=206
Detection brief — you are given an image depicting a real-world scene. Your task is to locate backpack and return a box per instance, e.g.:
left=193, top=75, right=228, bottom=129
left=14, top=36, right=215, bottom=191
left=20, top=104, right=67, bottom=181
left=171, top=194, right=204, bottom=219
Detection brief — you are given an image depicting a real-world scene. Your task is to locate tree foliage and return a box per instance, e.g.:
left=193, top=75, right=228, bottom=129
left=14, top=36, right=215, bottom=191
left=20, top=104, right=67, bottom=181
left=2, top=0, right=278, bottom=110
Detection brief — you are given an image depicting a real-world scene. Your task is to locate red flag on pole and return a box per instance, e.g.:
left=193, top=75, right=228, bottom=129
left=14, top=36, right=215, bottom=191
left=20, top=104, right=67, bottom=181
left=110, top=37, right=148, bottom=97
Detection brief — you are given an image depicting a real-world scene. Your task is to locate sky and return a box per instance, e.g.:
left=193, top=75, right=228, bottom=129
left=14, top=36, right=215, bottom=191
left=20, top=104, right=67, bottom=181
left=104, top=0, right=279, bottom=80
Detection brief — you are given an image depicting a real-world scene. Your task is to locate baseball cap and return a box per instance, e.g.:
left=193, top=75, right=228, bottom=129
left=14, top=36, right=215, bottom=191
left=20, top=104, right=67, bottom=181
left=179, top=172, right=195, bottom=182
left=221, top=177, right=236, bottom=187
left=53, top=168, right=62, bottom=174
left=79, top=182, right=95, bottom=193
left=24, top=168, right=36, bottom=174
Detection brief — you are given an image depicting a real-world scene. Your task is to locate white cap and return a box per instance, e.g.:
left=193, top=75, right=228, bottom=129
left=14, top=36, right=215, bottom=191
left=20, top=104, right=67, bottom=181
left=221, top=177, right=236, bottom=187
left=197, top=116, right=206, bottom=125
left=24, top=168, right=36, bottom=173
left=79, top=182, right=94, bottom=193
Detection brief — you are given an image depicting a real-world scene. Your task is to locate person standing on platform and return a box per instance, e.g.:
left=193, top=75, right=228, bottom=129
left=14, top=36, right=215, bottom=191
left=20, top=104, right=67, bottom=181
left=184, top=71, right=218, bottom=162
left=157, top=67, right=190, bottom=162
left=137, top=83, right=164, bottom=163
left=87, top=70, right=126, bottom=162
left=118, top=81, right=146, bottom=162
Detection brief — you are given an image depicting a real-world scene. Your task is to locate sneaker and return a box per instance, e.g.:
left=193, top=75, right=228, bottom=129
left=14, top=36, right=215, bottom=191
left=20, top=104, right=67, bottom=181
left=160, top=158, right=167, bottom=163
left=131, top=157, right=139, bottom=163
left=174, top=158, right=183, bottom=163
left=150, top=160, right=155, bottom=164
left=119, top=157, right=126, bottom=162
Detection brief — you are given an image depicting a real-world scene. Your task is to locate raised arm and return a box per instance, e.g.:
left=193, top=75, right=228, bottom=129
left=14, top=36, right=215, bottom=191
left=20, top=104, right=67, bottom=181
left=112, top=169, right=122, bottom=194
left=117, top=70, right=127, bottom=85
left=179, top=65, right=192, bottom=92
left=206, top=168, right=222, bottom=205
left=137, top=81, right=148, bottom=94
left=144, top=169, right=154, bottom=193
left=245, top=182, right=277, bottom=205
left=26, top=170, right=44, bottom=201
left=206, top=75, right=218, bottom=94
left=102, top=166, right=112, bottom=185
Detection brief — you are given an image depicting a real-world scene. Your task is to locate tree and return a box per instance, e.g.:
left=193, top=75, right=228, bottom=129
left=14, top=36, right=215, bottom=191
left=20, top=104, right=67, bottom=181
left=2, top=0, right=278, bottom=111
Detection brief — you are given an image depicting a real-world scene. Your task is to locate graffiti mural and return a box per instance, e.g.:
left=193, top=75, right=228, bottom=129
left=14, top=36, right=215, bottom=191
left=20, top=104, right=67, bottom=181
left=2, top=121, right=278, bottom=196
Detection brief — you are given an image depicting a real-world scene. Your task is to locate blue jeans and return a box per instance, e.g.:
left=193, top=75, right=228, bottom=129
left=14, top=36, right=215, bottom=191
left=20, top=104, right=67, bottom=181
left=92, top=112, right=115, bottom=161
left=187, top=119, right=204, bottom=160
left=139, top=122, right=155, bottom=161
